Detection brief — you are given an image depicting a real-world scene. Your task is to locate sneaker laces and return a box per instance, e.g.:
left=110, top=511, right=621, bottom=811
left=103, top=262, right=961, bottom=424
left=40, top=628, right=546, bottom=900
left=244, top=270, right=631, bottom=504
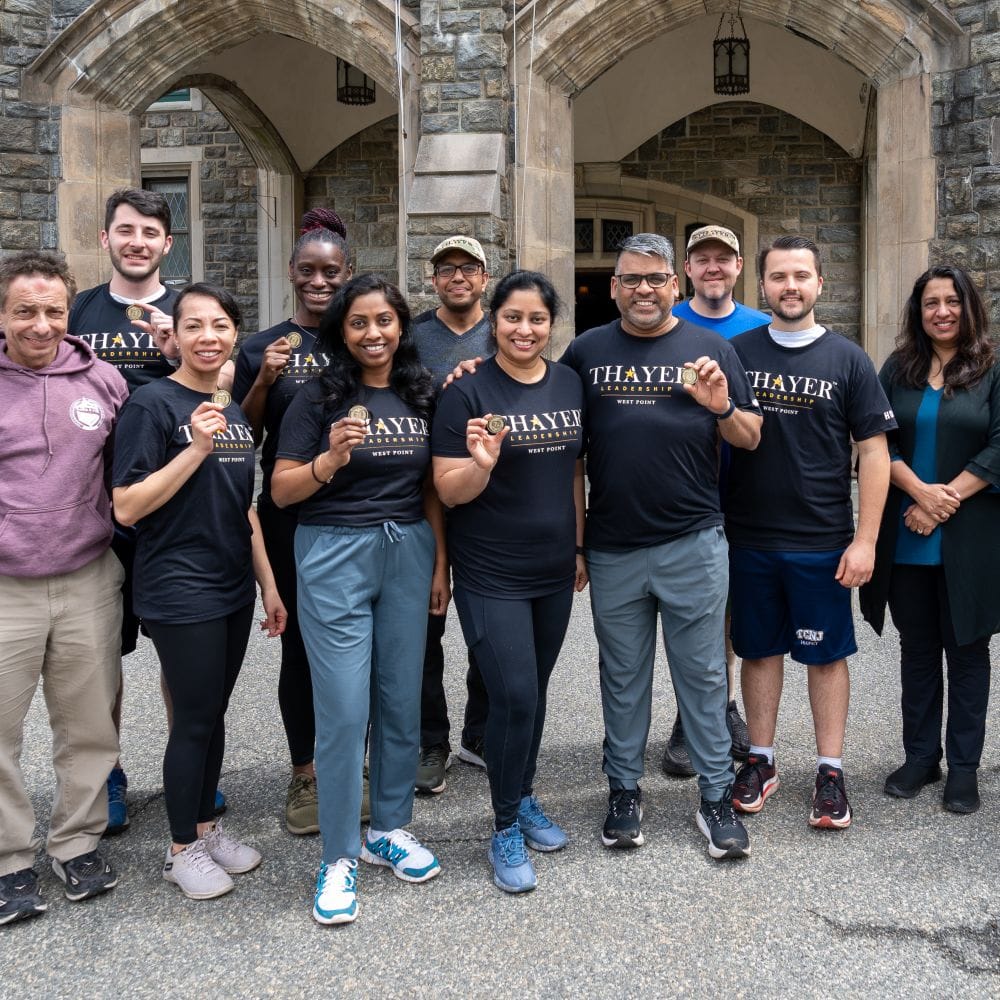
left=815, top=769, right=846, bottom=809
left=181, top=841, right=221, bottom=877
left=204, top=822, right=239, bottom=853
left=609, top=788, right=640, bottom=820
left=69, top=850, right=106, bottom=878
left=705, top=787, right=740, bottom=826
left=1, top=870, right=37, bottom=898
left=520, top=796, right=552, bottom=829
left=319, top=858, right=357, bottom=894
left=496, top=826, right=529, bottom=866
left=736, top=756, right=767, bottom=792
left=288, top=774, right=316, bottom=808
left=421, top=745, right=448, bottom=768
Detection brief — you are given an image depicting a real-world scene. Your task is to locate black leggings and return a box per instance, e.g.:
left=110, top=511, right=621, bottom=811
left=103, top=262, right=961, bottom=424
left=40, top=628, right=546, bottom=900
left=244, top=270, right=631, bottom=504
left=146, top=604, right=254, bottom=844
left=454, top=584, right=573, bottom=829
left=259, top=498, right=315, bottom=766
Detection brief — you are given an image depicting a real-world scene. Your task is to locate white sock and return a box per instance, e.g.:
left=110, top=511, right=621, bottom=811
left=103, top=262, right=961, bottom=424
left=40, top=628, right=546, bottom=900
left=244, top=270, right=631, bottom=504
left=749, top=745, right=774, bottom=764
left=817, top=756, right=843, bottom=772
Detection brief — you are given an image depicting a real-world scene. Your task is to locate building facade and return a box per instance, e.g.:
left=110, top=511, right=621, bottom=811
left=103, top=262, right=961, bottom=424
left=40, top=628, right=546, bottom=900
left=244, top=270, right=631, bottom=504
left=3, top=1, right=996, bottom=358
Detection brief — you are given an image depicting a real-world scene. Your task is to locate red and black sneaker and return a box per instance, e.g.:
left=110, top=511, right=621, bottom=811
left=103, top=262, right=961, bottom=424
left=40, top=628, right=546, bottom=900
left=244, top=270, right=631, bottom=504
left=732, top=753, right=779, bottom=814
left=809, top=764, right=852, bottom=829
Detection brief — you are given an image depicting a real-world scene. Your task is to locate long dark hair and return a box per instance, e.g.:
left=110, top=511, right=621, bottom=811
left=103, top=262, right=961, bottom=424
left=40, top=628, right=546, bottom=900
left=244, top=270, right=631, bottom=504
left=316, top=274, right=434, bottom=419
left=891, top=265, right=993, bottom=395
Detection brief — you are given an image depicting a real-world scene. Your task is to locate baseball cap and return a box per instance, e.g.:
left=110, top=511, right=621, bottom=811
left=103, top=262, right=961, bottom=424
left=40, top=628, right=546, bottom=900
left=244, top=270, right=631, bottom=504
left=686, top=225, right=740, bottom=256
left=431, top=236, right=487, bottom=268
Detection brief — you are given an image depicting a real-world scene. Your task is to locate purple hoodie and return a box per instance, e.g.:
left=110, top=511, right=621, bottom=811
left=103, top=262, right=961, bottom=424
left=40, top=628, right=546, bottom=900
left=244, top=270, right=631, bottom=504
left=0, top=332, right=128, bottom=578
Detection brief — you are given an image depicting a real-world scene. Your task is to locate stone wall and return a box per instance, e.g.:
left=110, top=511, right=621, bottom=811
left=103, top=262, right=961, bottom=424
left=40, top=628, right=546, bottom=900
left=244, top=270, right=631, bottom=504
left=621, top=101, right=864, bottom=342
left=932, top=1, right=1000, bottom=325
left=304, top=116, right=400, bottom=280
left=0, top=0, right=59, bottom=255
left=141, top=97, right=260, bottom=332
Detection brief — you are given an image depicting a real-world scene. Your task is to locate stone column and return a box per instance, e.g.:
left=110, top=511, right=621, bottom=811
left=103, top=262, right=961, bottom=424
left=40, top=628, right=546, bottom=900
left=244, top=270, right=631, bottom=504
left=406, top=0, right=509, bottom=312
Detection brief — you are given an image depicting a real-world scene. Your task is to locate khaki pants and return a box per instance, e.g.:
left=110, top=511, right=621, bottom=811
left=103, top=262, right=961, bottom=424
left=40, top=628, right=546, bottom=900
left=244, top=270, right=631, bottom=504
left=0, top=549, right=124, bottom=876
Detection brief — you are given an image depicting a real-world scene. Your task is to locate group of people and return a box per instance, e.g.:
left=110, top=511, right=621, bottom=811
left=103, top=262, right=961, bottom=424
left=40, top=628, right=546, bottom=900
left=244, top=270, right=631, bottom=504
left=1, top=186, right=997, bottom=930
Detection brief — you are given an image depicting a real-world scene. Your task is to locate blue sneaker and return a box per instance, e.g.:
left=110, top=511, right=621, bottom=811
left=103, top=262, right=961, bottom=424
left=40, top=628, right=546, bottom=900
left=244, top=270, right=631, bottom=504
left=488, top=823, right=536, bottom=894
left=517, top=795, right=568, bottom=852
left=360, top=829, right=441, bottom=883
left=313, top=859, right=358, bottom=925
left=106, top=767, right=128, bottom=834
left=213, top=788, right=227, bottom=817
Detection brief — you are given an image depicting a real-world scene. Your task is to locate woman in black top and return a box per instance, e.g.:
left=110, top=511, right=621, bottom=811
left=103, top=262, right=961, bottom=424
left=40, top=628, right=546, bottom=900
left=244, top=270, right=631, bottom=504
left=113, top=283, right=285, bottom=900
left=232, top=213, right=352, bottom=835
left=432, top=270, right=587, bottom=894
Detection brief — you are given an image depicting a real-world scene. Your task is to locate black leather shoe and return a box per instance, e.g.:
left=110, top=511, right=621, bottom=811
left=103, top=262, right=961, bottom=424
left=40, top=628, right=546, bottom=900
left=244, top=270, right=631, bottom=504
left=943, top=769, right=980, bottom=814
left=661, top=714, right=696, bottom=778
left=883, top=761, right=942, bottom=799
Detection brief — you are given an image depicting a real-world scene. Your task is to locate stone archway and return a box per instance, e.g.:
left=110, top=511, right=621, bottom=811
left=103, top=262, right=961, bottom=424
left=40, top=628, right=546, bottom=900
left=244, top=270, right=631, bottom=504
left=509, top=0, right=966, bottom=359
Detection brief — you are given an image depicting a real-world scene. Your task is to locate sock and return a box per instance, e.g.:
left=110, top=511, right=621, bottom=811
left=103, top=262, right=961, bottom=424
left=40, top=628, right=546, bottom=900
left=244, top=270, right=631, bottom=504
left=817, top=756, right=843, bottom=772
left=749, top=745, right=774, bottom=764
left=366, top=827, right=389, bottom=841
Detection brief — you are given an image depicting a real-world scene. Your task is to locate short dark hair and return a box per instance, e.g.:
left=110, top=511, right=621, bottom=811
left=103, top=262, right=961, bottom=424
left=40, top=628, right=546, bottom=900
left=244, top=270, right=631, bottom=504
left=758, top=235, right=822, bottom=278
left=0, top=250, right=77, bottom=311
left=104, top=188, right=172, bottom=236
left=489, top=270, right=561, bottom=324
left=172, top=282, right=242, bottom=330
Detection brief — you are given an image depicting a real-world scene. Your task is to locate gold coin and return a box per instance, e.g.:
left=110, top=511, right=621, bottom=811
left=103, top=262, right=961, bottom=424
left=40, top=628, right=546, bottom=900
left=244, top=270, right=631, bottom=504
left=212, top=389, right=232, bottom=407
left=486, top=415, right=506, bottom=435
left=125, top=304, right=144, bottom=322
left=287, top=332, right=302, bottom=349
left=680, top=367, right=698, bottom=386
left=348, top=405, right=370, bottom=422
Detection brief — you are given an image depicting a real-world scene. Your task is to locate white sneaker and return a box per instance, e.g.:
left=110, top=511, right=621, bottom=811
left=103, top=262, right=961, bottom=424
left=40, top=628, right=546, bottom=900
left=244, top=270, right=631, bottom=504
left=203, top=821, right=262, bottom=874
left=313, top=858, right=358, bottom=925
left=360, top=828, right=441, bottom=883
left=162, top=840, right=234, bottom=900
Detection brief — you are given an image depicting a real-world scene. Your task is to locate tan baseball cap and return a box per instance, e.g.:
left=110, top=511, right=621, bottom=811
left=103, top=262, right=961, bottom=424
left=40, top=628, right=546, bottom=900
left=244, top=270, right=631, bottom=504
left=431, top=236, right=488, bottom=268
left=686, top=225, right=740, bottom=256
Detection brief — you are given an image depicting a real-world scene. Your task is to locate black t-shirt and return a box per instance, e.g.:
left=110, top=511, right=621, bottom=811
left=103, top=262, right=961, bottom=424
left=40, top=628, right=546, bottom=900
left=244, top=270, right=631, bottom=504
left=232, top=320, right=333, bottom=503
left=726, top=327, right=897, bottom=551
left=276, top=382, right=430, bottom=527
left=432, top=358, right=584, bottom=598
left=69, top=284, right=179, bottom=392
left=559, top=318, right=759, bottom=551
left=112, top=378, right=256, bottom=623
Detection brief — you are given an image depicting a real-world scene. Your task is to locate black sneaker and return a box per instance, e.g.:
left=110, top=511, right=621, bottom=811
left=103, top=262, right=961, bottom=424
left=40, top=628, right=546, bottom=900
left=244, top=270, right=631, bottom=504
left=726, top=700, right=751, bottom=761
left=51, top=849, right=119, bottom=901
left=0, top=868, right=46, bottom=925
left=809, top=764, right=852, bottom=829
left=415, top=743, right=451, bottom=795
left=733, top=753, right=780, bottom=814
left=696, top=786, right=751, bottom=860
left=661, top=714, right=696, bottom=778
left=602, top=787, right=644, bottom=848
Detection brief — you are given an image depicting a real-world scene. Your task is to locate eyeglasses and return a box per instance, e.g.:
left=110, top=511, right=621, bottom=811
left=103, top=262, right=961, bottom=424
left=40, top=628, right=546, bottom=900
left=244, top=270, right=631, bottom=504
left=434, top=263, right=483, bottom=278
left=614, top=272, right=674, bottom=289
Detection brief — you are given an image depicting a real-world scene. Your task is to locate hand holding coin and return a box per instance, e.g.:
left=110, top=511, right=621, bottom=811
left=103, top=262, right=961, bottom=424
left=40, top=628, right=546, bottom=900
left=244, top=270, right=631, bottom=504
left=681, top=355, right=730, bottom=413
left=130, top=303, right=179, bottom=359
left=326, top=410, right=369, bottom=468
left=260, top=336, right=292, bottom=386
left=189, top=401, right=228, bottom=454
left=465, top=415, right=507, bottom=471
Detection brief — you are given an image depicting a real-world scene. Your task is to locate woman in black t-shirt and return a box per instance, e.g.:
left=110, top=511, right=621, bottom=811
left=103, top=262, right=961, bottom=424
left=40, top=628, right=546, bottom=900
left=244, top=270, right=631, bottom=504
left=432, top=270, right=587, bottom=894
left=271, top=275, right=448, bottom=926
left=112, top=283, right=286, bottom=901
left=232, top=214, right=352, bottom=837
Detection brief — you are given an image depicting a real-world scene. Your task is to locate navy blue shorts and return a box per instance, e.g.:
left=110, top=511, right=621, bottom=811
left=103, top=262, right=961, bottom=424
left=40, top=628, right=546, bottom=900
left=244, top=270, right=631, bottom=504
left=729, top=547, right=857, bottom=665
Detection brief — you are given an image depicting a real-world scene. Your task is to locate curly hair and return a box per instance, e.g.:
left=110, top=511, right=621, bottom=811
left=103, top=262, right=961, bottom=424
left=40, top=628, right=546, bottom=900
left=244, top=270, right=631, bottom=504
left=316, top=274, right=434, bottom=420
left=0, top=250, right=76, bottom=310
left=890, top=265, right=993, bottom=396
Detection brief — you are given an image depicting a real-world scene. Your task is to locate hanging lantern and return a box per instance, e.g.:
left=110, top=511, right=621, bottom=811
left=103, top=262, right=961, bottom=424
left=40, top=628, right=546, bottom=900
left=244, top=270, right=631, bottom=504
left=337, top=58, right=376, bottom=106
left=713, top=5, right=750, bottom=96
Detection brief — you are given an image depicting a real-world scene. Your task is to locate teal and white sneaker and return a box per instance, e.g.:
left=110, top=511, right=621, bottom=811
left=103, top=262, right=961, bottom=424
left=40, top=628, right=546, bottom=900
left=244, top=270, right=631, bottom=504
left=360, top=828, right=441, bottom=883
left=313, top=858, right=358, bottom=925
left=517, top=795, right=568, bottom=852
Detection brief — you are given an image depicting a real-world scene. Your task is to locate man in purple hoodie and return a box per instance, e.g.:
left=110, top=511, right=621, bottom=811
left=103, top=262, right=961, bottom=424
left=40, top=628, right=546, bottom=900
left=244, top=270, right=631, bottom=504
left=0, top=251, right=128, bottom=925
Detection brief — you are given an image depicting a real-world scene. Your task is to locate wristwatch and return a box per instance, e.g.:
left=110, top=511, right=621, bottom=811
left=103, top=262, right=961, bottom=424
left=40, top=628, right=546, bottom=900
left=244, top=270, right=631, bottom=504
left=716, top=397, right=736, bottom=420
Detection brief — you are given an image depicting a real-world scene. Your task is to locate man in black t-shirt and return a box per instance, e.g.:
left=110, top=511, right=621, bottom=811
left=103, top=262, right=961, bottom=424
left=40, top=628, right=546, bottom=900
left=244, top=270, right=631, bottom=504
left=561, top=233, right=762, bottom=860
left=412, top=236, right=496, bottom=795
left=727, top=236, right=894, bottom=832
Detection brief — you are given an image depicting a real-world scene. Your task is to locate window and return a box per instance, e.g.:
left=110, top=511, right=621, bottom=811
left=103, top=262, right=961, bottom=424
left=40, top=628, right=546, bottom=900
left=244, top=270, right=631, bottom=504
left=143, top=177, right=191, bottom=287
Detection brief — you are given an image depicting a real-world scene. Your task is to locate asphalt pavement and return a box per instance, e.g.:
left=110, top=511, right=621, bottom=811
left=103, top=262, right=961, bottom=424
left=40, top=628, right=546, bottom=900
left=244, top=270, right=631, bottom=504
left=9, top=586, right=1000, bottom=999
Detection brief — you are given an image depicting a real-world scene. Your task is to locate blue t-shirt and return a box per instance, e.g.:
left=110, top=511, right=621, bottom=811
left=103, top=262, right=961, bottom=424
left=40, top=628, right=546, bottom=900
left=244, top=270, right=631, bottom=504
left=726, top=327, right=897, bottom=551
left=894, top=386, right=943, bottom=566
left=276, top=381, right=430, bottom=527
left=672, top=299, right=770, bottom=341
left=559, top=318, right=759, bottom=551
left=112, top=378, right=256, bottom=623
left=432, top=358, right=584, bottom=598
left=69, top=284, right=179, bottom=393
left=232, top=320, right=332, bottom=503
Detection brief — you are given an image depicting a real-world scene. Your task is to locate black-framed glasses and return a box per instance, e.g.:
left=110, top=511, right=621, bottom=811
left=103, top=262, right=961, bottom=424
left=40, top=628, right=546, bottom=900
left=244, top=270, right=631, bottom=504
left=614, top=272, right=674, bottom=289
left=434, top=263, right=483, bottom=278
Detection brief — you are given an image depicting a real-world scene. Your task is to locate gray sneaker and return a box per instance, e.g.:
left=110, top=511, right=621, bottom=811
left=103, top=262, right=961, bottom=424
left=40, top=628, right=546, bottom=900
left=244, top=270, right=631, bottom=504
left=203, top=821, right=262, bottom=874
left=162, top=840, right=234, bottom=900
